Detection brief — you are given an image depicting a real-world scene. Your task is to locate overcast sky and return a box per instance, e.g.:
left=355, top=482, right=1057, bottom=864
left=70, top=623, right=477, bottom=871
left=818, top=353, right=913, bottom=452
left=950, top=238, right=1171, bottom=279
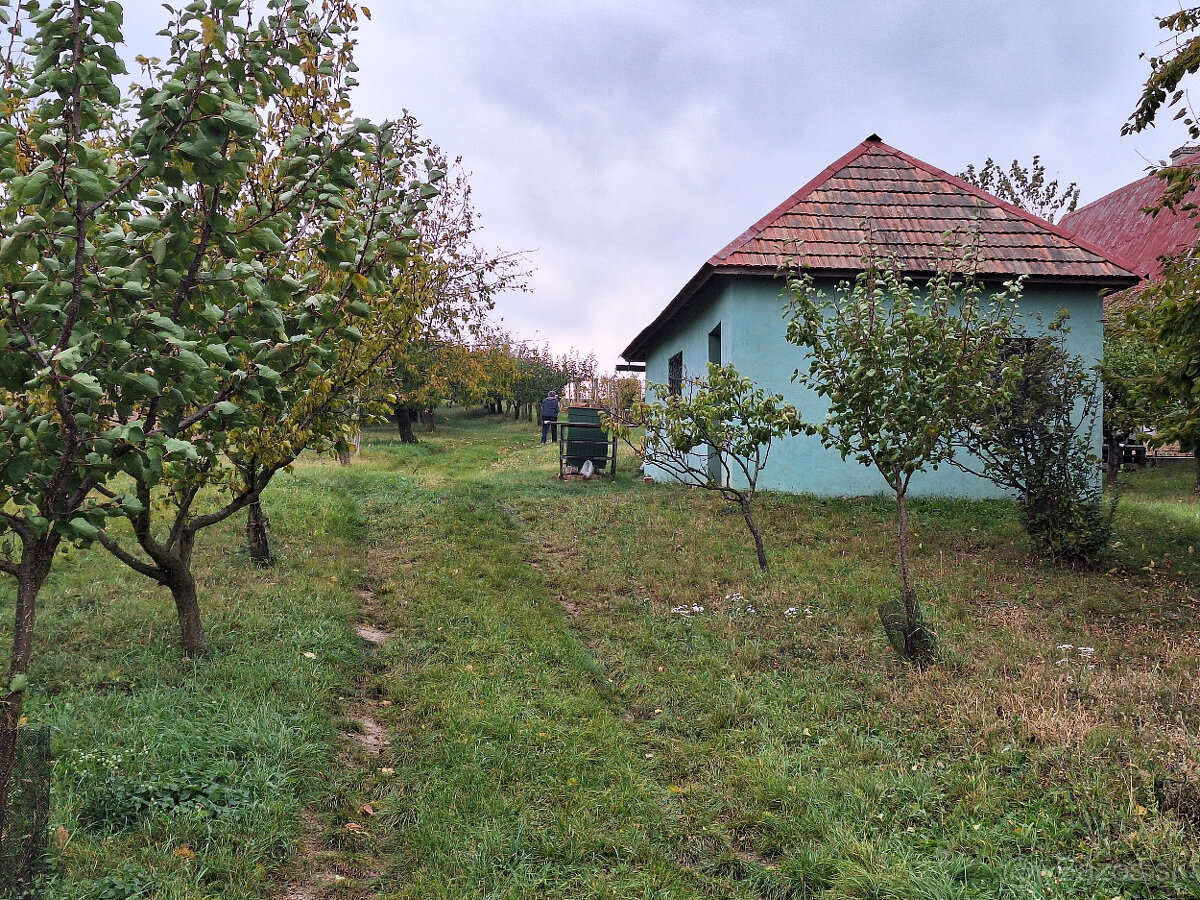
left=123, top=1, right=1188, bottom=367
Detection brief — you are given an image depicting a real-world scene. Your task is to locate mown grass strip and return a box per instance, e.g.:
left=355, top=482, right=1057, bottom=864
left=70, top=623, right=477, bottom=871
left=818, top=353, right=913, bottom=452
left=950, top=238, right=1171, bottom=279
left=344, top=416, right=1199, bottom=900
left=322, top=446, right=712, bottom=898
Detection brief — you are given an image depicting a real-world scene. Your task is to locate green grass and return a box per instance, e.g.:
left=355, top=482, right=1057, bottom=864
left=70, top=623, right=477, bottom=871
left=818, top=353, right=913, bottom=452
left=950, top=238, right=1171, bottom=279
left=7, top=464, right=367, bottom=899
left=5, top=410, right=1199, bottom=898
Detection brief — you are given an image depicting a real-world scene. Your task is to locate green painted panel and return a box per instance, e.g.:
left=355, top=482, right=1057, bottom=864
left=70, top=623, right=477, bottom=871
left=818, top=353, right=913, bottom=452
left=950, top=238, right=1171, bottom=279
left=564, top=406, right=608, bottom=470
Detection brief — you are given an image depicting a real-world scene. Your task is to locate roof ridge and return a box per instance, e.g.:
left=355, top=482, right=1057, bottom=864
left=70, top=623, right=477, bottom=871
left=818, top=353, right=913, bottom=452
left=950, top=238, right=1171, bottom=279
left=623, top=137, right=1140, bottom=362
left=1057, top=154, right=1200, bottom=278
left=1063, top=152, right=1200, bottom=223
left=708, top=137, right=876, bottom=265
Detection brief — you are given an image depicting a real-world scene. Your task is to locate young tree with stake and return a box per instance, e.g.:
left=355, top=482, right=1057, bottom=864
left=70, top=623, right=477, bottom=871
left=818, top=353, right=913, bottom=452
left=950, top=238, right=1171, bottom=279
left=783, top=239, right=1020, bottom=662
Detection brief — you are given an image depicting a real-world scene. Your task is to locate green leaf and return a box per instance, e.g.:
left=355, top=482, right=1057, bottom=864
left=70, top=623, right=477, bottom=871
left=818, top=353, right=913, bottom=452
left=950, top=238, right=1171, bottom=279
left=68, top=167, right=106, bottom=201
left=109, top=421, right=146, bottom=442
left=162, top=437, right=198, bottom=460
left=52, top=345, right=84, bottom=372
left=253, top=363, right=280, bottom=383
left=221, top=103, right=259, bottom=136
left=131, top=373, right=160, bottom=395
left=66, top=519, right=99, bottom=541
left=151, top=236, right=169, bottom=266
left=12, top=172, right=48, bottom=205
left=203, top=342, right=233, bottom=364
left=248, top=228, right=286, bottom=253
left=69, top=372, right=103, bottom=399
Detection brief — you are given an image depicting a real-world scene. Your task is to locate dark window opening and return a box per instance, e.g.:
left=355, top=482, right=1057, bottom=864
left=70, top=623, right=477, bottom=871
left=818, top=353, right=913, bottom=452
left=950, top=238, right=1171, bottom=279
left=708, top=324, right=722, bottom=367
left=668, top=352, right=683, bottom=397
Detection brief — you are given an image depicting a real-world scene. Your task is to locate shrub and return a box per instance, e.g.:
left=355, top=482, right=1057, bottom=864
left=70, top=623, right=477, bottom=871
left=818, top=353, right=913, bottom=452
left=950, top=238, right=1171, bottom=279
left=954, top=327, right=1114, bottom=568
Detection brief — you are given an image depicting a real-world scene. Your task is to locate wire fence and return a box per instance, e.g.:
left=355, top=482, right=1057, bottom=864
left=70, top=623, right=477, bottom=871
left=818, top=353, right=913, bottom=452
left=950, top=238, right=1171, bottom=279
left=0, top=725, right=51, bottom=899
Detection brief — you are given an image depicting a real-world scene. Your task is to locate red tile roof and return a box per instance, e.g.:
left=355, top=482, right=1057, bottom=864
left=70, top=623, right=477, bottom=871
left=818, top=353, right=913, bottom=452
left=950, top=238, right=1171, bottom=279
left=623, top=136, right=1139, bottom=362
left=711, top=136, right=1137, bottom=278
left=1058, top=153, right=1200, bottom=279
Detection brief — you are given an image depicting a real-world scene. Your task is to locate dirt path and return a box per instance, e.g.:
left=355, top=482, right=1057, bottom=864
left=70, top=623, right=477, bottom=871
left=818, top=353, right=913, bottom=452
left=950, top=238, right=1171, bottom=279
left=277, top=605, right=394, bottom=899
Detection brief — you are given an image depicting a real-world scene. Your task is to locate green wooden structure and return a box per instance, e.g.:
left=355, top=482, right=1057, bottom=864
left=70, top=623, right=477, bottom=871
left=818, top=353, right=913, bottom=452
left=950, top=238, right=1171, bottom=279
left=559, top=405, right=616, bottom=479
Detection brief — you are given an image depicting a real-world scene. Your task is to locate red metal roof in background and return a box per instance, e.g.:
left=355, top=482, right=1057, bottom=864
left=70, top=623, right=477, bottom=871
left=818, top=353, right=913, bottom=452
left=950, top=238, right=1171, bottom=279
left=622, top=136, right=1139, bottom=362
left=1058, top=153, right=1200, bottom=279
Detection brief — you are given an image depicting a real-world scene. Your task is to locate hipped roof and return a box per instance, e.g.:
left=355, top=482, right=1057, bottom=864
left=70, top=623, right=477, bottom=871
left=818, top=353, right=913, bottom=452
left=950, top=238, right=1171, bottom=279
left=622, top=135, right=1139, bottom=362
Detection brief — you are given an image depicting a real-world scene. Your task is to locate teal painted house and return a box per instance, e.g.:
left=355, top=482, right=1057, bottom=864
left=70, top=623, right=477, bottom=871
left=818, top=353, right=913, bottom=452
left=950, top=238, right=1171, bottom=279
left=621, top=136, right=1140, bottom=499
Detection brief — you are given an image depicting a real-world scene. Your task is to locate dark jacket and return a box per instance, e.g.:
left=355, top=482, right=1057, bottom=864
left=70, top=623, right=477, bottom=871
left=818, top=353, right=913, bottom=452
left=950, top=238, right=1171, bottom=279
left=541, top=396, right=560, bottom=420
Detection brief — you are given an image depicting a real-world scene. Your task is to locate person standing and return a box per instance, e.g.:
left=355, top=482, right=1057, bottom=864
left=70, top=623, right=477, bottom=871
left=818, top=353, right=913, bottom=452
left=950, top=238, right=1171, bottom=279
left=540, top=391, right=561, bottom=444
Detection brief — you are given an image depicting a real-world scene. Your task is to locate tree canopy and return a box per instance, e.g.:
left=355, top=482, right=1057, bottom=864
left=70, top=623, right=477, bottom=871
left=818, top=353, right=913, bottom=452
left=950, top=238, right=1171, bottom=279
left=957, top=156, right=1079, bottom=223
left=0, top=0, right=456, bottom=836
left=1118, top=11, right=1200, bottom=488
left=1125, top=7, right=1200, bottom=209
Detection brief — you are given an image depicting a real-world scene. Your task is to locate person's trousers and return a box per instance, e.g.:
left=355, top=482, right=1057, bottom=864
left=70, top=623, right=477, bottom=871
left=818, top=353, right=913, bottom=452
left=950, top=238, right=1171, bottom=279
left=541, top=419, right=558, bottom=443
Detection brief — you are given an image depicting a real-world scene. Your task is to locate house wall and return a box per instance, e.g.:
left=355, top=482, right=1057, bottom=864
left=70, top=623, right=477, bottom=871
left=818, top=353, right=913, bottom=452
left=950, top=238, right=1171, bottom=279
left=642, top=281, right=735, bottom=484
left=641, top=274, right=1105, bottom=500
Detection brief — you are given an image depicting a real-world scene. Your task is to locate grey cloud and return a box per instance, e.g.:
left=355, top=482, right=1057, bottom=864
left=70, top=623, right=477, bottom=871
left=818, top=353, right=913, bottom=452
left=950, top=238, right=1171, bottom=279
left=116, top=1, right=1190, bottom=366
